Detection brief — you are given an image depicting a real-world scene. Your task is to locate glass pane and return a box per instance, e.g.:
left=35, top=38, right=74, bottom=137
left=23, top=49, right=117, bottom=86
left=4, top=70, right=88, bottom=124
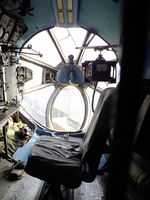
left=51, top=86, right=85, bottom=131
left=20, top=86, right=55, bottom=126
left=81, top=35, right=116, bottom=63
left=19, top=27, right=118, bottom=131
left=51, top=27, right=87, bottom=61
left=22, top=31, right=62, bottom=67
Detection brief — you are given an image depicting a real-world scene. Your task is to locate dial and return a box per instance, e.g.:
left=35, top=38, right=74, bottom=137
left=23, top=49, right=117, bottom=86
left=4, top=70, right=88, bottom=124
left=3, top=32, right=9, bottom=42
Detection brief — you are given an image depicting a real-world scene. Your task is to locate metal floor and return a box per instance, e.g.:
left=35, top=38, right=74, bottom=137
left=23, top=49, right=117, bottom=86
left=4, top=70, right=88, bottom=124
left=73, top=176, right=105, bottom=200
left=0, top=174, right=105, bottom=200
left=0, top=173, right=42, bottom=200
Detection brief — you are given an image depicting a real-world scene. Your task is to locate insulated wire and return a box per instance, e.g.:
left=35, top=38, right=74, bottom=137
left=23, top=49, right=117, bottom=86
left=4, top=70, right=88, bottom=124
left=92, top=82, right=98, bottom=113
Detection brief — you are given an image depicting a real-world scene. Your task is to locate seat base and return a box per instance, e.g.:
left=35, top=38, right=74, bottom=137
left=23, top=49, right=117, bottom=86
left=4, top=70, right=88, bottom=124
left=39, top=183, right=65, bottom=200
left=25, top=135, right=83, bottom=188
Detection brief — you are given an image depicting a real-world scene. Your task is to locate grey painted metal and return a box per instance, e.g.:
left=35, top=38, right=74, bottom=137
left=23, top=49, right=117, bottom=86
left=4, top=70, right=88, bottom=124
left=2, top=174, right=43, bottom=200
left=74, top=176, right=105, bottom=200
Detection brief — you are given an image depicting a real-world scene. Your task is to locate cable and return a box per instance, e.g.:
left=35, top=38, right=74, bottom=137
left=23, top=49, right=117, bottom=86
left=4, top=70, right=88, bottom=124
left=91, top=82, right=98, bottom=113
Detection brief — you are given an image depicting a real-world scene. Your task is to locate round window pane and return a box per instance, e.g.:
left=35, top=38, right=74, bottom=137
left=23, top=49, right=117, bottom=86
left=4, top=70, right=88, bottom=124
left=51, top=86, right=85, bottom=131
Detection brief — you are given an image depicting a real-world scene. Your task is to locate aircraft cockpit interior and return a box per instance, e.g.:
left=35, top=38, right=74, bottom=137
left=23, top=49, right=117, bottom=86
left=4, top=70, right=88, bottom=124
left=0, top=0, right=150, bottom=200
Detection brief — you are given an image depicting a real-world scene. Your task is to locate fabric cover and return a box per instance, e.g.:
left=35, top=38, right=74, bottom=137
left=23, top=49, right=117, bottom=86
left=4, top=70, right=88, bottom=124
left=25, top=136, right=83, bottom=188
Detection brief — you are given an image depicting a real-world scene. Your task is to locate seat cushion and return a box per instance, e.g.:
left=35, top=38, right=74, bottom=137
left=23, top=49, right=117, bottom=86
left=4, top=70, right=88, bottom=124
left=25, top=135, right=83, bottom=188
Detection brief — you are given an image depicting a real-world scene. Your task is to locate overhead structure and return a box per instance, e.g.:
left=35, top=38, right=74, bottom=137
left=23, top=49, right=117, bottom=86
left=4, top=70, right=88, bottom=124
left=52, top=0, right=79, bottom=26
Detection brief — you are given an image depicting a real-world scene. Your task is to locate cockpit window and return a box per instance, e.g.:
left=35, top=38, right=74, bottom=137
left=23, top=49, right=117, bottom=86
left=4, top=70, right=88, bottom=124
left=81, top=35, right=117, bottom=62
left=46, top=85, right=86, bottom=131
left=19, top=27, right=118, bottom=131
left=21, top=86, right=55, bottom=126
left=20, top=27, right=117, bottom=68
left=50, top=28, right=87, bottom=61
left=21, top=30, right=62, bottom=67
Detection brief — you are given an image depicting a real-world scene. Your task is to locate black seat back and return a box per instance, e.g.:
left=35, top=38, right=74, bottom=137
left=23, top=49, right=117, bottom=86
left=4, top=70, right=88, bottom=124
left=81, top=87, right=118, bottom=181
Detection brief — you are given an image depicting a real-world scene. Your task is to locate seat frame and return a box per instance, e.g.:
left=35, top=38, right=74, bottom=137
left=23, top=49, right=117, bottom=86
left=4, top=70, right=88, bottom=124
left=25, top=87, right=117, bottom=199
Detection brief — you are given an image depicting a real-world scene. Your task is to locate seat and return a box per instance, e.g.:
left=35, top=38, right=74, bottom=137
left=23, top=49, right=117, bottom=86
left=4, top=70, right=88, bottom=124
left=24, top=87, right=118, bottom=189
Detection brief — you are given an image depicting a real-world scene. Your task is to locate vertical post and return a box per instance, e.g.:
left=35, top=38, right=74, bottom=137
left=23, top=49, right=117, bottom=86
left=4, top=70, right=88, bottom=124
left=106, top=0, right=149, bottom=199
